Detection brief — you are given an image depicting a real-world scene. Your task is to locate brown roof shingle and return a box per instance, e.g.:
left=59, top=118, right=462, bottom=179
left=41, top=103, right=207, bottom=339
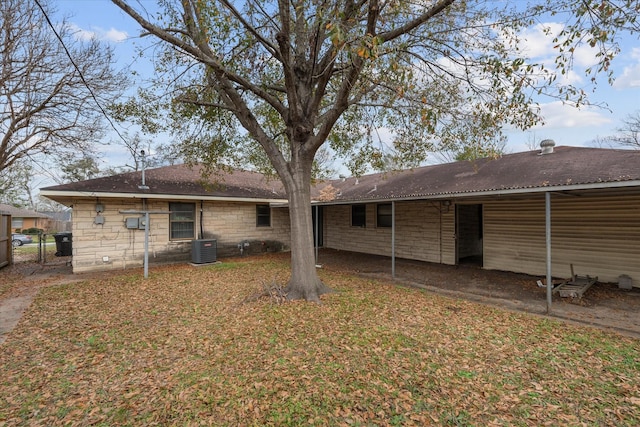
left=318, top=146, right=640, bottom=202
left=41, top=146, right=640, bottom=203
left=41, top=164, right=287, bottom=200
left=0, top=203, right=51, bottom=218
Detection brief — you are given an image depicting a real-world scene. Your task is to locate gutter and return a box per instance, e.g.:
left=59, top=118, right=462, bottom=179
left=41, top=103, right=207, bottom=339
left=309, top=180, right=640, bottom=206
left=39, top=190, right=288, bottom=205
left=40, top=179, right=640, bottom=208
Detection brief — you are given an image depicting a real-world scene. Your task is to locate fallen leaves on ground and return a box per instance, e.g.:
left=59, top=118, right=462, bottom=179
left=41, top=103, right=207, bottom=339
left=1, top=253, right=639, bottom=426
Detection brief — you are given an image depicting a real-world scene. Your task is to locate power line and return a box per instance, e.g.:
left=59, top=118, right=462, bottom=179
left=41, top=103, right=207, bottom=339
left=33, top=0, right=131, bottom=148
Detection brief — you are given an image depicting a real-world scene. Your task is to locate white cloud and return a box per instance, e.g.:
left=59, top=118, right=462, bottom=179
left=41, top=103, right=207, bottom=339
left=518, top=22, right=563, bottom=59
left=571, top=43, right=602, bottom=68
left=103, top=28, right=129, bottom=43
left=516, top=21, right=605, bottom=86
left=613, top=48, right=640, bottom=89
left=533, top=101, right=612, bottom=130
left=68, top=23, right=95, bottom=42
left=68, top=23, right=128, bottom=43
left=614, top=64, right=640, bottom=89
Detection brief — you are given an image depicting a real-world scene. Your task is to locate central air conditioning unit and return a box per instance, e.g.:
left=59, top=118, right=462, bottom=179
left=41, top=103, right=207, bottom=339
left=191, top=239, right=217, bottom=264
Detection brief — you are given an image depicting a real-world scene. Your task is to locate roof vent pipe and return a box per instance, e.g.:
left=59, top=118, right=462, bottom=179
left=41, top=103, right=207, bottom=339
left=539, top=139, right=556, bottom=155
left=138, top=150, right=150, bottom=190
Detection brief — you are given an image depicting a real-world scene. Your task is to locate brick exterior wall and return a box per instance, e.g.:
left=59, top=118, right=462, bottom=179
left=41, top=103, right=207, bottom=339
left=70, top=198, right=290, bottom=273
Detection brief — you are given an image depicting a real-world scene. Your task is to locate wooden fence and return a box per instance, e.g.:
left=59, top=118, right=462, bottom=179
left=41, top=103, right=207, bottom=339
left=0, top=212, right=10, bottom=269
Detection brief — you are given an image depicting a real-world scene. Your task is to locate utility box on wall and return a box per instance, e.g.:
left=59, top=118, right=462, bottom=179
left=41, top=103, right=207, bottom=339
left=138, top=216, right=147, bottom=230
left=125, top=217, right=147, bottom=230
left=192, top=239, right=217, bottom=264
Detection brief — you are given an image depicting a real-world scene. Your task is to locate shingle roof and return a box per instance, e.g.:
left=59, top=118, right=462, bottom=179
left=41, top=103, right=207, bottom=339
left=0, top=203, right=52, bottom=218
left=41, top=164, right=287, bottom=200
left=40, top=146, right=640, bottom=203
left=316, top=146, right=640, bottom=202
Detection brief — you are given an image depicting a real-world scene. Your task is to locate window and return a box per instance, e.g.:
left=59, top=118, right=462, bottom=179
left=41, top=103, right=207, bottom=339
left=376, top=203, right=392, bottom=228
left=169, top=202, right=195, bottom=239
left=351, top=205, right=366, bottom=227
left=11, top=218, right=24, bottom=229
left=256, top=204, right=271, bottom=227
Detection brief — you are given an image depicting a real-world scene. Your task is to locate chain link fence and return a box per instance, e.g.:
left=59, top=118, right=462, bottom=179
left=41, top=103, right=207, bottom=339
left=11, top=233, right=71, bottom=265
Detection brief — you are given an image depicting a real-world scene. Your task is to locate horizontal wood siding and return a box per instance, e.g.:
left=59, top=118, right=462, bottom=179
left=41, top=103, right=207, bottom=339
left=323, top=201, right=443, bottom=263
left=441, top=207, right=456, bottom=265
left=484, top=195, right=640, bottom=286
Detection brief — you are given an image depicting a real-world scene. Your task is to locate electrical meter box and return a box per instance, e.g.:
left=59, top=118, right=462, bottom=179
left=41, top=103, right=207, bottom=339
left=125, top=216, right=148, bottom=229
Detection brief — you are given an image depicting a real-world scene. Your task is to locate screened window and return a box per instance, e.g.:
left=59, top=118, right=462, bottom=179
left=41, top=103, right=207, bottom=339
left=376, top=203, right=392, bottom=228
left=256, top=204, right=271, bottom=227
left=351, top=205, right=366, bottom=227
left=169, top=202, right=195, bottom=239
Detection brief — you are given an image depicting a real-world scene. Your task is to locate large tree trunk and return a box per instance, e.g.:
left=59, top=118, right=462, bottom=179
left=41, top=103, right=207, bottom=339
left=283, top=163, right=333, bottom=302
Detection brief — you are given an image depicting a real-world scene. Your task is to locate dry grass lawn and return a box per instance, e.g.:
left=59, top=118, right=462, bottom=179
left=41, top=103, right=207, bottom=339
left=1, top=254, right=639, bottom=426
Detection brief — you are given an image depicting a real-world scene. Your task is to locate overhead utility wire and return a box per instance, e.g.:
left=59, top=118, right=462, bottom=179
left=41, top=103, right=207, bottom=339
left=34, top=0, right=131, bottom=147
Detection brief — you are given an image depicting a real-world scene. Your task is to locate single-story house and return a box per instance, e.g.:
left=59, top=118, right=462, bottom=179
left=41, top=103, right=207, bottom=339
left=40, top=167, right=291, bottom=272
left=0, top=203, right=54, bottom=233
left=40, top=143, right=640, bottom=288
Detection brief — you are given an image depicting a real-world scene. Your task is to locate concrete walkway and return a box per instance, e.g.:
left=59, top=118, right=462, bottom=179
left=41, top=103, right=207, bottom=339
left=0, top=293, right=39, bottom=344
left=0, top=262, right=74, bottom=344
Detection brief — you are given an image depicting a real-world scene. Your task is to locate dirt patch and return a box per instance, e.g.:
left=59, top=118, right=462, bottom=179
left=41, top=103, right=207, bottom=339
left=315, top=249, right=640, bottom=338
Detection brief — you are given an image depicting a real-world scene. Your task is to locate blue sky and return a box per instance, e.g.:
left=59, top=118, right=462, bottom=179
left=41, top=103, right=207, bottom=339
left=55, top=0, right=640, bottom=168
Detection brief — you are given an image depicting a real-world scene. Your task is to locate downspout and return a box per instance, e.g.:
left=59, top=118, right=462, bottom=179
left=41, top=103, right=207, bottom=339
left=546, top=192, right=552, bottom=313
left=199, top=200, right=204, bottom=239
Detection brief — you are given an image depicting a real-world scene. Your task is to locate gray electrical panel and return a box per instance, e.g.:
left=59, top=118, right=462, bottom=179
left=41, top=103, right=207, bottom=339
left=125, top=217, right=148, bottom=230
left=125, top=217, right=139, bottom=229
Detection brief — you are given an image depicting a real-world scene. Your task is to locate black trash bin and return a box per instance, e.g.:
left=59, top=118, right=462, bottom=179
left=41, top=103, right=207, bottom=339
left=54, top=232, right=72, bottom=257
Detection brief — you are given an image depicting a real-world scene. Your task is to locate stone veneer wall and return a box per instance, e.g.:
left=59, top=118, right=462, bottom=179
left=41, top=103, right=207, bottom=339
left=71, top=198, right=290, bottom=273
left=198, top=200, right=291, bottom=257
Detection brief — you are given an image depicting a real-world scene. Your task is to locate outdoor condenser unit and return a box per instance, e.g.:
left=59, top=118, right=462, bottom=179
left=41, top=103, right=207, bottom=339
left=191, top=239, right=217, bottom=264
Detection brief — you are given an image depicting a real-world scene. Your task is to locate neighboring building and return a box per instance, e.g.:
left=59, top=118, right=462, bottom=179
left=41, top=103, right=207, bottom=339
left=0, top=203, right=53, bottom=233
left=40, top=143, right=640, bottom=288
left=40, top=210, right=72, bottom=232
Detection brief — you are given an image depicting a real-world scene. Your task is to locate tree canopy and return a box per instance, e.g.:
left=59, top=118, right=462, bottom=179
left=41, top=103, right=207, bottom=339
left=112, top=0, right=640, bottom=301
left=604, top=111, right=640, bottom=149
left=0, top=0, right=127, bottom=176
